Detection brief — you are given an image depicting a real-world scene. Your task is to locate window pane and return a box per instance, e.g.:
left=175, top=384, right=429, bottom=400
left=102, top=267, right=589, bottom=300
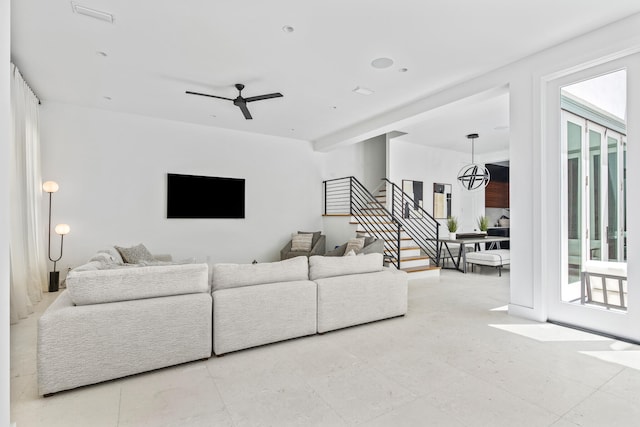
left=607, top=137, right=618, bottom=260
left=567, top=121, right=582, bottom=283
left=589, top=130, right=601, bottom=259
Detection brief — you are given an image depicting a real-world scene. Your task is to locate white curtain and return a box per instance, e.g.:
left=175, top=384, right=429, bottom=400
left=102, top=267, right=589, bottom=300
left=9, top=63, right=47, bottom=324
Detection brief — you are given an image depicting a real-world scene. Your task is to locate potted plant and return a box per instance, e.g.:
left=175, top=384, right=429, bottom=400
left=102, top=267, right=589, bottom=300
left=447, top=216, right=458, bottom=240
left=477, top=215, right=489, bottom=234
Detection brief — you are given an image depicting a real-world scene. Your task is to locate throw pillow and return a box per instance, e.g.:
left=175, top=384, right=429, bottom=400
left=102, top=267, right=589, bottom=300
left=291, top=233, right=313, bottom=252
left=115, top=243, right=155, bottom=264
left=297, top=231, right=321, bottom=247
left=345, top=249, right=356, bottom=256
left=343, top=237, right=365, bottom=256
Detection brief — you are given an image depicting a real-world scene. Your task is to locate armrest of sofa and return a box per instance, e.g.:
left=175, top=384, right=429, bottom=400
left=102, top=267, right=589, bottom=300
left=280, top=240, right=293, bottom=260
left=360, top=239, right=384, bottom=255
left=310, top=235, right=326, bottom=256
left=325, top=243, right=347, bottom=257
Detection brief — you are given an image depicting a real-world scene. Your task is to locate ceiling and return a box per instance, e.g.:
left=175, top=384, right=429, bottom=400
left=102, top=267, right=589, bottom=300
left=394, top=91, right=510, bottom=154
left=11, top=1, right=640, bottom=150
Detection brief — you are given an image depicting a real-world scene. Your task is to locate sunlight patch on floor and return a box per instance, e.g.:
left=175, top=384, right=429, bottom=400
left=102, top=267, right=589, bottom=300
left=490, top=305, right=508, bottom=312
left=489, top=323, right=612, bottom=342
left=580, top=351, right=640, bottom=371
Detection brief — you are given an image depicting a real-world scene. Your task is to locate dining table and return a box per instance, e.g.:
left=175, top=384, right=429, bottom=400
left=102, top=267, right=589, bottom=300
left=438, top=235, right=510, bottom=273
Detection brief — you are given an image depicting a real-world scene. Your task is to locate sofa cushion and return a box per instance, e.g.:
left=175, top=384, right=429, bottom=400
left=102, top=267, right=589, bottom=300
left=316, top=269, right=408, bottom=333
left=66, top=263, right=209, bottom=305
left=291, top=233, right=313, bottom=252
left=309, top=253, right=384, bottom=280
left=212, top=280, right=317, bottom=354
left=115, top=243, right=155, bottom=264
left=212, top=256, right=309, bottom=291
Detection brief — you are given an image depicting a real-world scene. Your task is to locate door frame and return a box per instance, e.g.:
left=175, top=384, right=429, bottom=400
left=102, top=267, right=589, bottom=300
left=544, top=54, right=639, bottom=342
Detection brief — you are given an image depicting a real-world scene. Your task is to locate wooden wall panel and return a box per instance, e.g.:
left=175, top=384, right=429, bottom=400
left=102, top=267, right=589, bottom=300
left=485, top=181, right=509, bottom=208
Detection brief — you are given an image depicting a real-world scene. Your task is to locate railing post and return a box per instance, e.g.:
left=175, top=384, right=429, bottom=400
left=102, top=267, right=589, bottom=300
left=436, top=223, right=440, bottom=265
left=396, top=222, right=401, bottom=270
left=390, top=183, right=395, bottom=218
left=323, top=181, right=326, bottom=215
left=349, top=177, right=353, bottom=215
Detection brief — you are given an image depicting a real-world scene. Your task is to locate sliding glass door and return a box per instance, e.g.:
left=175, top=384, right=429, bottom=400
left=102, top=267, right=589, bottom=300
left=547, top=54, right=638, bottom=342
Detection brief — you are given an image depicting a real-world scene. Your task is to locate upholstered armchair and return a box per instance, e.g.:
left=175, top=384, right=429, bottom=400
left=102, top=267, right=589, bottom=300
left=325, top=236, right=384, bottom=256
left=280, top=231, right=326, bottom=260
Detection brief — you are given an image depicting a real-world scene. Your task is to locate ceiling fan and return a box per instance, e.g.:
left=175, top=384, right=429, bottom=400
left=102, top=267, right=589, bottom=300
left=186, top=83, right=283, bottom=120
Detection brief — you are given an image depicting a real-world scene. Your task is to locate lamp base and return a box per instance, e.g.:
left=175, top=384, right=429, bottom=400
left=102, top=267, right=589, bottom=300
left=49, top=271, right=59, bottom=292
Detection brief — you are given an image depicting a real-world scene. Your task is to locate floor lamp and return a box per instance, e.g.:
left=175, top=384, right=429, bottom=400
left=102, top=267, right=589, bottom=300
left=43, top=181, right=70, bottom=292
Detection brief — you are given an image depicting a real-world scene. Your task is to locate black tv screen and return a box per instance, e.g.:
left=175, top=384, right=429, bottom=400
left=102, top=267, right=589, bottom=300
left=167, top=173, right=245, bottom=218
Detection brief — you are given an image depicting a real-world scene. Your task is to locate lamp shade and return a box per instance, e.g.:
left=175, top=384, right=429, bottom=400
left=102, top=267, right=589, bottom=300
left=54, top=224, right=71, bottom=235
left=42, top=181, right=59, bottom=193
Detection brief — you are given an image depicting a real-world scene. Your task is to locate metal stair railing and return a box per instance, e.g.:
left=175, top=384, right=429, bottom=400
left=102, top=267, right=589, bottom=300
left=323, top=177, right=402, bottom=269
left=383, top=178, right=441, bottom=265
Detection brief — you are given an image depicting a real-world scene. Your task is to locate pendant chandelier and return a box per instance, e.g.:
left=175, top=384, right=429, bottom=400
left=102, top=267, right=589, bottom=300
left=457, top=133, right=490, bottom=191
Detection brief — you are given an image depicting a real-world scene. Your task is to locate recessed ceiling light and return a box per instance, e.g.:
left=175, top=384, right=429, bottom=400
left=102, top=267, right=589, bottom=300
left=371, top=57, right=394, bottom=69
left=398, top=67, right=408, bottom=73
left=103, top=96, right=112, bottom=100
left=96, top=51, right=108, bottom=57
left=282, top=25, right=294, bottom=33
left=71, top=2, right=114, bottom=23
left=353, top=86, right=374, bottom=96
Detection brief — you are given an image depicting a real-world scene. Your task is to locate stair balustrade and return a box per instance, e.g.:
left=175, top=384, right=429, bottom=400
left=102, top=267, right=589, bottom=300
left=323, top=177, right=402, bottom=268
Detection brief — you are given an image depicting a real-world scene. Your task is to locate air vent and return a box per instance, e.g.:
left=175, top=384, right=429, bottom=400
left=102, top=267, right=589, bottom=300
left=71, top=2, right=114, bottom=23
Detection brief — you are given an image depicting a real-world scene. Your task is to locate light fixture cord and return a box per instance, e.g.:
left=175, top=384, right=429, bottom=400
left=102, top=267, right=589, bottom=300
left=471, top=137, right=475, bottom=163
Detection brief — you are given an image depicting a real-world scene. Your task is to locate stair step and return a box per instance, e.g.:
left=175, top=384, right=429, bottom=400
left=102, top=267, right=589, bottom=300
left=384, top=237, right=413, bottom=242
left=389, top=256, right=430, bottom=269
left=402, top=265, right=441, bottom=273
left=398, top=245, right=420, bottom=251
left=387, top=255, right=430, bottom=262
left=322, top=213, right=351, bottom=217
left=350, top=221, right=395, bottom=225
left=401, top=265, right=441, bottom=279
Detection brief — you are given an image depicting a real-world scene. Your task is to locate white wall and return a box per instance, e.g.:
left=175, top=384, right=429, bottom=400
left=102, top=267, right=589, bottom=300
left=388, top=139, right=485, bottom=233
left=1, top=0, right=11, bottom=424
left=318, top=134, right=386, bottom=192
left=40, top=102, right=323, bottom=271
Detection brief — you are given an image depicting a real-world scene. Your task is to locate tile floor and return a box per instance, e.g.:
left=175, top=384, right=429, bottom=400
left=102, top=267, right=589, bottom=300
left=10, top=268, right=640, bottom=426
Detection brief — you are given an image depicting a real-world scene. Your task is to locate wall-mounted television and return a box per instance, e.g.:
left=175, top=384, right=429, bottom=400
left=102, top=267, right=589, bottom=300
left=167, top=173, right=245, bottom=219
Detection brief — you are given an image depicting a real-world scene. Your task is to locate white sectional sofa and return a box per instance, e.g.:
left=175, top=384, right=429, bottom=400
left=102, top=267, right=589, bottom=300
left=37, top=249, right=211, bottom=396
left=38, top=250, right=409, bottom=394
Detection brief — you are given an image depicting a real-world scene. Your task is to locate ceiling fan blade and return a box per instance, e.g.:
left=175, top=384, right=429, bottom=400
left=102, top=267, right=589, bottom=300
left=238, top=103, right=253, bottom=120
left=244, top=92, right=283, bottom=103
left=185, top=90, right=233, bottom=101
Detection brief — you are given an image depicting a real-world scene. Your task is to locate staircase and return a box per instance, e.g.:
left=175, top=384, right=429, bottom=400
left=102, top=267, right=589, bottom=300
left=323, top=177, right=440, bottom=279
